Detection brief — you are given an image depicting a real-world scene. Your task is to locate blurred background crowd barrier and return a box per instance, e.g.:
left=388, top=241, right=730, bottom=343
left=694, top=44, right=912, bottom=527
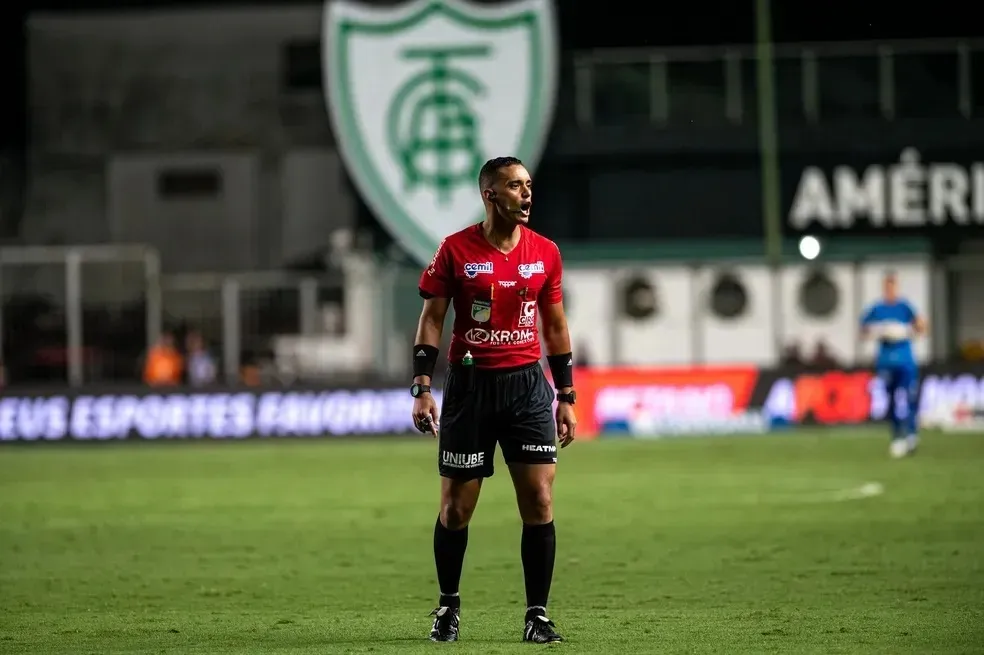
left=2, top=4, right=984, bottom=440
left=1, top=244, right=982, bottom=382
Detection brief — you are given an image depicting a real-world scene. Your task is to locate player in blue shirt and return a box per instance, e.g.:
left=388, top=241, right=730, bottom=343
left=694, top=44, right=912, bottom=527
left=860, top=272, right=926, bottom=458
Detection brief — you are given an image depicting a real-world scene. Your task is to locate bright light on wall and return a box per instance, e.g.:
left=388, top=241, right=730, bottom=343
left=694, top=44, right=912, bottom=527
left=798, top=235, right=821, bottom=260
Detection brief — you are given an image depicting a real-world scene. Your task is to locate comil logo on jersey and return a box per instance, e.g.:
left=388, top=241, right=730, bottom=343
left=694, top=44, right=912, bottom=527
left=323, top=0, right=558, bottom=267
left=463, top=261, right=494, bottom=278
left=517, top=261, right=545, bottom=279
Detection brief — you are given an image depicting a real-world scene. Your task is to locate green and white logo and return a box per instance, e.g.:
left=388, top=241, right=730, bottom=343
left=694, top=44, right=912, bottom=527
left=470, top=299, right=492, bottom=323
left=323, top=0, right=558, bottom=265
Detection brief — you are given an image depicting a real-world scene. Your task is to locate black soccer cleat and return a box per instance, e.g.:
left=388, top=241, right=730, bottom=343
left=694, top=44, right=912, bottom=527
left=428, top=606, right=459, bottom=642
left=523, top=613, right=564, bottom=643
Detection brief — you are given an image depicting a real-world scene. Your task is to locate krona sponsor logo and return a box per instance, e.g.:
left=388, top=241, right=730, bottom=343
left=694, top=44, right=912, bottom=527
left=464, top=328, right=489, bottom=343
left=464, top=328, right=535, bottom=345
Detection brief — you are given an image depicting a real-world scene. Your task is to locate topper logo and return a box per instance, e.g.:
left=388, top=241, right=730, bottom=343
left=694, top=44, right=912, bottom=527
left=518, top=261, right=545, bottom=279
left=464, top=262, right=494, bottom=278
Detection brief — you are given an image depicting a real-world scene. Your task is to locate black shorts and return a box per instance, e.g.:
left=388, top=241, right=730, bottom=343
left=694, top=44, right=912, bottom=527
left=438, top=362, right=557, bottom=480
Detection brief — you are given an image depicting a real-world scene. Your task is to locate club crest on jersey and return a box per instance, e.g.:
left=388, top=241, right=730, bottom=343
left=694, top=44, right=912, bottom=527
left=518, top=261, right=544, bottom=279
left=471, top=299, right=492, bottom=323
left=464, top=262, right=494, bottom=278
left=518, top=300, right=537, bottom=327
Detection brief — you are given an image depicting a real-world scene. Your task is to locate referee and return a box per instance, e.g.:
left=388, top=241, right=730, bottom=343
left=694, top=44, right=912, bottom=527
left=411, top=157, right=577, bottom=644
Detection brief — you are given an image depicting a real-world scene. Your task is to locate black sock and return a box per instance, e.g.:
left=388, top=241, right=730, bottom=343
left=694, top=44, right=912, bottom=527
left=521, top=521, right=556, bottom=617
left=434, top=516, right=468, bottom=609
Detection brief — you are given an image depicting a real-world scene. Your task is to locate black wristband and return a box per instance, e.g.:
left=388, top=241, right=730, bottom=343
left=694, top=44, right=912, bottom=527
left=413, top=344, right=439, bottom=378
left=547, top=352, right=574, bottom=389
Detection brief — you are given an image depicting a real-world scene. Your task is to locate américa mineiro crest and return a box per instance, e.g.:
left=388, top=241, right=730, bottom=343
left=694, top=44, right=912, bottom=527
left=323, top=0, right=558, bottom=265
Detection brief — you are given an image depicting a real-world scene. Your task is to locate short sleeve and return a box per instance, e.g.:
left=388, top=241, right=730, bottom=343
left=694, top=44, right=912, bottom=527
left=903, top=301, right=917, bottom=323
left=860, top=304, right=876, bottom=326
left=539, top=242, right=563, bottom=305
left=419, top=239, right=454, bottom=298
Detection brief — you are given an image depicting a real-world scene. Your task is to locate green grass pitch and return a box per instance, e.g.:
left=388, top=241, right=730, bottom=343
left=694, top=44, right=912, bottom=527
left=1, top=429, right=983, bottom=654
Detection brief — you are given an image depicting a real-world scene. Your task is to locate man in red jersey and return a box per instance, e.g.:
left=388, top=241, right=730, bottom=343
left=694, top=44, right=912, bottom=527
left=410, top=156, right=576, bottom=644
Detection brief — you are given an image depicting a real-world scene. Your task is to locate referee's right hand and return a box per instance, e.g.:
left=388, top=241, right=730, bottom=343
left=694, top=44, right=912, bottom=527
left=412, top=392, right=440, bottom=436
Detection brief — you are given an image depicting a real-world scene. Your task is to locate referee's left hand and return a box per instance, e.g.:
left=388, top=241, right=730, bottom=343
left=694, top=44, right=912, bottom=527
left=412, top=392, right=440, bottom=437
left=556, top=402, right=577, bottom=448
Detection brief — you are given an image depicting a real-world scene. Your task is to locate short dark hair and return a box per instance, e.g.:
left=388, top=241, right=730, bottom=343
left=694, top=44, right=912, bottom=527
left=478, top=156, right=523, bottom=191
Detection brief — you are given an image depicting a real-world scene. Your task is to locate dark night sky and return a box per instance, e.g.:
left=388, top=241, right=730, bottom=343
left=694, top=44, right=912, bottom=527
left=1, top=0, right=979, bottom=150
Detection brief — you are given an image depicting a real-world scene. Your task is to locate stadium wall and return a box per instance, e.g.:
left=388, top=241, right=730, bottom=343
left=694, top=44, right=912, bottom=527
left=557, top=259, right=933, bottom=367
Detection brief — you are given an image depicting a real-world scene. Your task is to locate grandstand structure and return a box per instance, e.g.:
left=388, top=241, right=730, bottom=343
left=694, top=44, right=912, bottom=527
left=2, top=6, right=983, bottom=387
left=5, top=7, right=363, bottom=385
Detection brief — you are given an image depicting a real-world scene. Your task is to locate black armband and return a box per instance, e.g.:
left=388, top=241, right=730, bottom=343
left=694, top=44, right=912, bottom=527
left=547, top=352, right=574, bottom=389
left=413, top=344, right=439, bottom=378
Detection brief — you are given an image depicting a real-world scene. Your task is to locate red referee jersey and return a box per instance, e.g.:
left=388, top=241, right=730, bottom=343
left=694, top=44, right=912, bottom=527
left=418, top=224, right=563, bottom=369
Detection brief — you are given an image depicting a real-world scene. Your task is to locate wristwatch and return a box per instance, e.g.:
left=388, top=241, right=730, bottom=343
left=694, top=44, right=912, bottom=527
left=410, top=383, right=431, bottom=398
left=556, top=390, right=576, bottom=405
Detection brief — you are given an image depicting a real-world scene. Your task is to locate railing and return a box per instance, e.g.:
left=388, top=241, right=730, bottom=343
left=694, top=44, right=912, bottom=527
left=0, top=245, right=161, bottom=386
left=0, top=245, right=371, bottom=387
left=159, top=271, right=343, bottom=384
left=572, top=39, right=983, bottom=128
left=2, top=245, right=983, bottom=387
left=29, top=36, right=983, bottom=153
